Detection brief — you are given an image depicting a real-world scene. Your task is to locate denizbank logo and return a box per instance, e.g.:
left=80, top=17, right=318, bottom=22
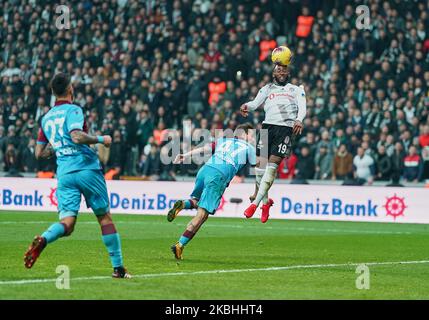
left=0, top=184, right=410, bottom=223
left=0, top=188, right=179, bottom=211
left=281, top=197, right=378, bottom=217
left=109, top=193, right=177, bottom=211
left=281, top=194, right=407, bottom=220
left=0, top=189, right=44, bottom=207
left=281, top=197, right=378, bottom=216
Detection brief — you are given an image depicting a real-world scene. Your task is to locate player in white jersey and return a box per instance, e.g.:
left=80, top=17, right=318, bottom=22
left=240, top=64, right=307, bottom=222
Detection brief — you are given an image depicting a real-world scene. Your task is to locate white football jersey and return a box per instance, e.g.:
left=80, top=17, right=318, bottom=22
left=246, top=83, right=307, bottom=127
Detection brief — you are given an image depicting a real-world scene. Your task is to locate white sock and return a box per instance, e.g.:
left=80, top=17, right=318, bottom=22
left=255, top=167, right=268, bottom=204
left=252, top=163, right=278, bottom=206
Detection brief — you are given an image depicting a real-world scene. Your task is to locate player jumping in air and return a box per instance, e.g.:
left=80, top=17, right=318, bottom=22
left=240, top=63, right=306, bottom=223
left=24, top=73, right=130, bottom=278
left=167, top=123, right=256, bottom=260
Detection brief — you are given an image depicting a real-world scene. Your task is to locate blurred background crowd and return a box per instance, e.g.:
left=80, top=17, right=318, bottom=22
left=1, top=0, right=429, bottom=184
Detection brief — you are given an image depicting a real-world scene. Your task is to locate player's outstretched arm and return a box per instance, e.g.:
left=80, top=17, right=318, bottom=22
left=35, top=143, right=55, bottom=160
left=71, top=130, right=112, bottom=147
left=174, top=145, right=212, bottom=164
left=240, top=85, right=269, bottom=117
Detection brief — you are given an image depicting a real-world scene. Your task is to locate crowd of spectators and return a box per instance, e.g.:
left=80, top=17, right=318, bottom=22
left=1, top=0, right=429, bottom=184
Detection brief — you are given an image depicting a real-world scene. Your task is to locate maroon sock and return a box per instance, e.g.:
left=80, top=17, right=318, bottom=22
left=183, top=230, right=195, bottom=240
left=179, top=229, right=195, bottom=246
left=101, top=223, right=117, bottom=235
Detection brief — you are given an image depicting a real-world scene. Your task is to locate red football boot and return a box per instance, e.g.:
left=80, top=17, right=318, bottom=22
left=244, top=204, right=258, bottom=218
left=260, top=198, right=274, bottom=223
left=24, top=236, right=46, bottom=269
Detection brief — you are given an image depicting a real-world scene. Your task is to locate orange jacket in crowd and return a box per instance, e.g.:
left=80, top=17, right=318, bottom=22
left=153, top=128, right=169, bottom=145
left=37, top=171, right=55, bottom=178
left=296, top=15, right=314, bottom=38
left=105, top=168, right=120, bottom=180
left=208, top=81, right=226, bottom=105
left=259, top=39, right=277, bottom=61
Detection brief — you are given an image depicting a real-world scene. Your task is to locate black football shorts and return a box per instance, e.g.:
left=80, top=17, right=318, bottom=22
left=256, top=123, right=294, bottom=158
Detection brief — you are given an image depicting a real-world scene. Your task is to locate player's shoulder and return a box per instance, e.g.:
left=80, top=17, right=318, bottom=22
left=258, top=83, right=273, bottom=93
left=235, top=137, right=255, bottom=149
left=64, top=103, right=82, bottom=111
left=287, top=83, right=306, bottom=96
left=286, top=83, right=303, bottom=90
left=64, top=103, right=84, bottom=118
left=264, top=83, right=276, bottom=90
left=41, top=106, right=60, bottom=122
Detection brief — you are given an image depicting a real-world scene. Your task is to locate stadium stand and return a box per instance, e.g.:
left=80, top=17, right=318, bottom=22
left=0, top=0, right=428, bottom=184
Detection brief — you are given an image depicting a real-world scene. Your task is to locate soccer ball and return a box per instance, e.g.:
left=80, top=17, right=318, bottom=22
left=271, top=46, right=292, bottom=66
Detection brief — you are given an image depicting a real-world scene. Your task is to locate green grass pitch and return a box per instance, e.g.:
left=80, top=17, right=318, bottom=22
left=0, top=211, right=428, bottom=299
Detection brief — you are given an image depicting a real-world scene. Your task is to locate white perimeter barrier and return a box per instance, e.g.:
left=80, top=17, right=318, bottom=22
left=0, top=177, right=428, bottom=224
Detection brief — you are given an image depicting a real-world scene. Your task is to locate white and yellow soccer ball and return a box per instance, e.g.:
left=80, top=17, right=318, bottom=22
left=271, top=46, right=292, bottom=66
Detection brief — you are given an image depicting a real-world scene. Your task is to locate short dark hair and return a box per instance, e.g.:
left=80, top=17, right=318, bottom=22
left=236, top=122, right=254, bottom=134
left=50, top=73, right=71, bottom=97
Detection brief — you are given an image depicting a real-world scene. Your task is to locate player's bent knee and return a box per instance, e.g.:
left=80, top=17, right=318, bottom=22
left=268, top=155, right=282, bottom=165
left=93, top=206, right=109, bottom=215
left=59, top=216, right=76, bottom=237
left=96, top=212, right=113, bottom=225
left=60, top=222, right=75, bottom=237
left=257, top=156, right=268, bottom=169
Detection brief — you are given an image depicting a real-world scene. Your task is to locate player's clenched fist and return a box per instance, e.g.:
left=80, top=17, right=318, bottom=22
left=102, top=135, right=112, bottom=147
left=240, top=104, right=249, bottom=117
left=293, top=120, right=303, bottom=135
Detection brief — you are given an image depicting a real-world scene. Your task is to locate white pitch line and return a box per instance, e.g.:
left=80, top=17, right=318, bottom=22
left=202, top=224, right=412, bottom=235
left=0, top=220, right=414, bottom=234
left=1, top=260, right=428, bottom=286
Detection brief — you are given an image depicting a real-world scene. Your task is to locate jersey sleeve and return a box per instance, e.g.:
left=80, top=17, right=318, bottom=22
left=296, top=85, right=307, bottom=122
left=246, top=85, right=269, bottom=111
left=36, top=128, right=48, bottom=145
left=67, top=106, right=84, bottom=132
